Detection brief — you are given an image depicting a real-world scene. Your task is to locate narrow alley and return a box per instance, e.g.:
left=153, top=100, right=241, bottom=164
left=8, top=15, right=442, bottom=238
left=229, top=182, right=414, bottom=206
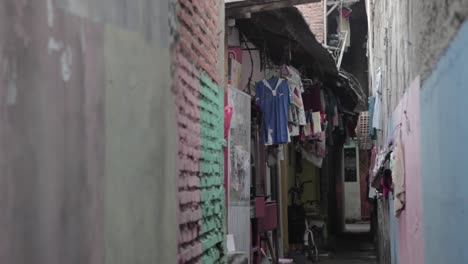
left=1, top=1, right=468, bottom=264
left=321, top=224, right=377, bottom=264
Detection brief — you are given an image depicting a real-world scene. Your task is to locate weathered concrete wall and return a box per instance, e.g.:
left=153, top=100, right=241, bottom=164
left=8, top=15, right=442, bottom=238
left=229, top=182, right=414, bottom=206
left=391, top=78, right=424, bottom=264
left=420, top=21, right=468, bottom=264
left=368, top=0, right=468, bottom=114
left=368, top=1, right=468, bottom=263
left=0, top=0, right=226, bottom=263
left=103, top=23, right=177, bottom=264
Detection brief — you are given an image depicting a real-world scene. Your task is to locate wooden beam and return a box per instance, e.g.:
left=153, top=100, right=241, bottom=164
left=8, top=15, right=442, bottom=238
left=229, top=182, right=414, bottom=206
left=226, top=0, right=320, bottom=17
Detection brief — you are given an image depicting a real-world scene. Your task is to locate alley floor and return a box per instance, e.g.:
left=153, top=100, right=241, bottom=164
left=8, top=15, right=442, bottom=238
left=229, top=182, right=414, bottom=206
left=320, top=224, right=377, bottom=264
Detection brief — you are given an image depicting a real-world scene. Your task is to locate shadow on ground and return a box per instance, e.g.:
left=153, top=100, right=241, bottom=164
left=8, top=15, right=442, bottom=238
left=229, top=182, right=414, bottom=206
left=320, top=223, right=377, bottom=264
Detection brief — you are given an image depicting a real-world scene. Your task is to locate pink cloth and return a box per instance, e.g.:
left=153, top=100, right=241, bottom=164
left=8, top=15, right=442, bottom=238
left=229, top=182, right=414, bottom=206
left=224, top=105, right=233, bottom=139
left=341, top=8, right=351, bottom=19
left=302, top=86, right=322, bottom=112
left=381, top=173, right=392, bottom=200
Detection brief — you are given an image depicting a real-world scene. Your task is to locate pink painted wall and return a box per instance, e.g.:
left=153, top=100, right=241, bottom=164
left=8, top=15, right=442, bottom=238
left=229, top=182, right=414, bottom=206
left=392, top=78, right=424, bottom=264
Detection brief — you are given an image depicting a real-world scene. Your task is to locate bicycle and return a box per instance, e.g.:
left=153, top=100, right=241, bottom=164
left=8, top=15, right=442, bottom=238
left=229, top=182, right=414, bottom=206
left=259, top=233, right=275, bottom=264
left=303, top=202, right=320, bottom=263
left=288, top=175, right=322, bottom=263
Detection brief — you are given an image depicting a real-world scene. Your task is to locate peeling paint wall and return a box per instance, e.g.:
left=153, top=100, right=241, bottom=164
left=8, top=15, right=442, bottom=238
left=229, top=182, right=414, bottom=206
left=368, top=0, right=468, bottom=116
left=0, top=0, right=219, bottom=263
left=173, top=0, right=226, bottom=263
left=392, top=78, right=423, bottom=264
left=368, top=1, right=468, bottom=264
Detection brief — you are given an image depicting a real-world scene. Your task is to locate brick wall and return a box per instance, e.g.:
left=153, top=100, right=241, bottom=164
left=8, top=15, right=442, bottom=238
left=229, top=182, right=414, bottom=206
left=173, top=0, right=226, bottom=263
left=297, top=1, right=324, bottom=43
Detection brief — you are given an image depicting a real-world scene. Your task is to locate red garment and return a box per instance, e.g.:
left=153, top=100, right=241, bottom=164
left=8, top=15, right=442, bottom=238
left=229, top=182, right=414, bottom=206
left=341, top=8, right=351, bottom=19
left=320, top=113, right=327, bottom=125
left=303, top=86, right=322, bottom=112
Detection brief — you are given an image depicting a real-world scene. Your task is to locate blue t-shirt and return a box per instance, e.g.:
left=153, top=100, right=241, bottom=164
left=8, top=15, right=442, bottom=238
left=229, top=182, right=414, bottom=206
left=256, top=77, right=291, bottom=145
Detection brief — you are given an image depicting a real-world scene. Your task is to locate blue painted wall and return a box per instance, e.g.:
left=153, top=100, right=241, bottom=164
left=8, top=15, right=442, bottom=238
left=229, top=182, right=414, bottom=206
left=420, top=21, right=468, bottom=264
left=387, top=115, right=400, bottom=264
left=389, top=195, right=400, bottom=264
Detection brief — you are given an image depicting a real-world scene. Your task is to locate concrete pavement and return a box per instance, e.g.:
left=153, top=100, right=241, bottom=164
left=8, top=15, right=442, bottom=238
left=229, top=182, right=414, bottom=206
left=320, top=224, right=377, bottom=264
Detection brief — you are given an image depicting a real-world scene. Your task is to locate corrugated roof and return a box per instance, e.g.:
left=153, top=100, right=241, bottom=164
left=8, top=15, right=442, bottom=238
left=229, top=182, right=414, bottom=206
left=236, top=6, right=338, bottom=78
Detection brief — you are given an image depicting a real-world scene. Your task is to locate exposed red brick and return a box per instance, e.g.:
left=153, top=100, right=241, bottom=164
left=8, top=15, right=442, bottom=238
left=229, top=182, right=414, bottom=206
left=174, top=1, right=223, bottom=262
left=296, top=1, right=324, bottom=43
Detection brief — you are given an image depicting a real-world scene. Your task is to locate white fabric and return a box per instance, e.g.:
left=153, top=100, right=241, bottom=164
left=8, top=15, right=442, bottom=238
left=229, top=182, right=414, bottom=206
left=301, top=148, right=323, bottom=168
left=312, top=112, right=322, bottom=134
left=285, top=66, right=306, bottom=125
left=372, top=67, right=383, bottom=130
left=372, top=151, right=385, bottom=177
left=289, top=125, right=300, bottom=137
left=393, top=141, right=406, bottom=216
left=262, top=78, right=283, bottom=96
left=337, top=15, right=351, bottom=48
left=372, top=67, right=381, bottom=95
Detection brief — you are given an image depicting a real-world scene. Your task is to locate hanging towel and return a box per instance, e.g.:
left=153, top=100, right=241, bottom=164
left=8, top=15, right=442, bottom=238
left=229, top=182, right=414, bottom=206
left=393, top=142, right=406, bottom=216
left=312, top=112, right=322, bottom=134
left=284, top=65, right=306, bottom=125
left=372, top=68, right=383, bottom=130
left=368, top=147, right=378, bottom=198
left=336, top=11, right=351, bottom=49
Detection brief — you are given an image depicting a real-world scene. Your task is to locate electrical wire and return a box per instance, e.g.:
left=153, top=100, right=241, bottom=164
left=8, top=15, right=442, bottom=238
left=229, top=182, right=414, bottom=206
left=339, top=68, right=366, bottom=111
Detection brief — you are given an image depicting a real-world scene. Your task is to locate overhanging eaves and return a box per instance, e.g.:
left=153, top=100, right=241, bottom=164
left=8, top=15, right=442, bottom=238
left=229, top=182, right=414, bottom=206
left=225, top=0, right=320, bottom=17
